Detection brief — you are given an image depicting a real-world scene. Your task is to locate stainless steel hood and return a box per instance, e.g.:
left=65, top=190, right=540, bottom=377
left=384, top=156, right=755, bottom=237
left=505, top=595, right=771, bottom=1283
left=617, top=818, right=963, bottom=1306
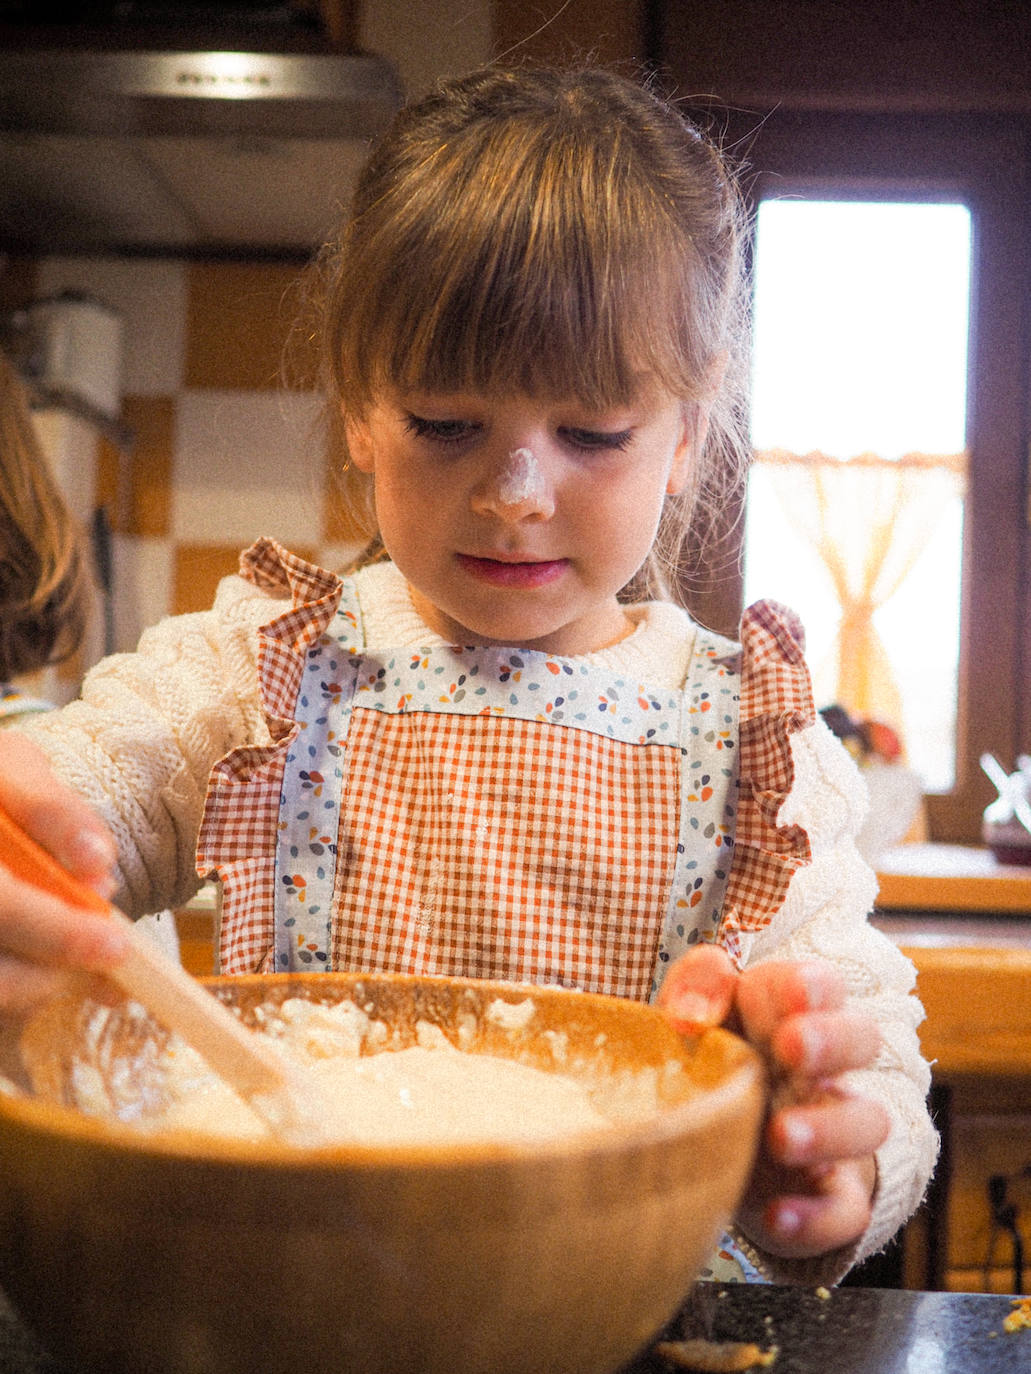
left=0, top=43, right=403, bottom=255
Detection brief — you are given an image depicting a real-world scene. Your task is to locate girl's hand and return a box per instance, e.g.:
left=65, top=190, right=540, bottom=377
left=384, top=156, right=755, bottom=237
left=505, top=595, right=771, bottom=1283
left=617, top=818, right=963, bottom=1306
left=658, top=944, right=890, bottom=1261
left=0, top=732, right=128, bottom=1012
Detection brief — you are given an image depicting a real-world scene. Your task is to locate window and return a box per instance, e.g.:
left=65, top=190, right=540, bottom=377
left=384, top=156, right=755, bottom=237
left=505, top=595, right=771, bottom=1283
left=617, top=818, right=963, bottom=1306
left=745, top=198, right=971, bottom=793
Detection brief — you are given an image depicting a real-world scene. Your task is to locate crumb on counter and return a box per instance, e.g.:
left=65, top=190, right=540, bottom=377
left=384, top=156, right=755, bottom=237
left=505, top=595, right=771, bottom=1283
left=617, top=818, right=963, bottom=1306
left=815, top=1286, right=831, bottom=1300
left=653, top=1337, right=778, bottom=1370
left=1003, top=1297, right=1031, bottom=1334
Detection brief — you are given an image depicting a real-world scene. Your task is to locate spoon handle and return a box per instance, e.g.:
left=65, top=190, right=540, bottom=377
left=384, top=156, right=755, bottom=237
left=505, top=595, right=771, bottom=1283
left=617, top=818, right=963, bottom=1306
left=0, top=803, right=317, bottom=1140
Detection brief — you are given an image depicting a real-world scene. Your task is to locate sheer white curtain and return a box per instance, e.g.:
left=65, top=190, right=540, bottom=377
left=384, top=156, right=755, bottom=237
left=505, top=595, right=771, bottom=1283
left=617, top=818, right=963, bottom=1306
left=752, top=448, right=967, bottom=727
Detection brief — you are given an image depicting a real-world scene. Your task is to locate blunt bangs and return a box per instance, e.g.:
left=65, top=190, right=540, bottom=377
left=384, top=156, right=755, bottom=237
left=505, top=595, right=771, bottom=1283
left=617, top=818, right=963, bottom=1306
left=334, top=118, right=707, bottom=413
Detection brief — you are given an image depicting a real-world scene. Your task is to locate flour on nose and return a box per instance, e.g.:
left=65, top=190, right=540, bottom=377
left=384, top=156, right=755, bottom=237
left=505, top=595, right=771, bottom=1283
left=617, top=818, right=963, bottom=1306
left=497, top=447, right=544, bottom=505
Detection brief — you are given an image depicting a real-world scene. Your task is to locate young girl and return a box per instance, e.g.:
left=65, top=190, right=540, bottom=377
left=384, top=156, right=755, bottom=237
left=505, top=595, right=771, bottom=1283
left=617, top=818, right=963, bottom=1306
left=0, top=65, right=935, bottom=1288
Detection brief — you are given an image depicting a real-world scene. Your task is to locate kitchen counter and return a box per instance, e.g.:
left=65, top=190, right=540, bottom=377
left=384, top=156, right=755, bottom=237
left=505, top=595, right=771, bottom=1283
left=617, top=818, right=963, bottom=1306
left=2, top=1282, right=1027, bottom=1373
left=872, top=843, right=1031, bottom=1076
left=875, top=843, right=1031, bottom=915
left=872, top=844, right=1031, bottom=1294
left=623, top=1282, right=1031, bottom=1373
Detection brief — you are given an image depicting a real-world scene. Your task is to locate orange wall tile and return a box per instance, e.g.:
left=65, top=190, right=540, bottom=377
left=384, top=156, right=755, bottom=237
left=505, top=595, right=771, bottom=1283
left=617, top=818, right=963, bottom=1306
left=98, top=395, right=176, bottom=537
left=95, top=436, right=124, bottom=531
left=184, top=262, right=316, bottom=391
left=173, top=541, right=316, bottom=616
left=125, top=395, right=176, bottom=537
left=173, top=543, right=247, bottom=616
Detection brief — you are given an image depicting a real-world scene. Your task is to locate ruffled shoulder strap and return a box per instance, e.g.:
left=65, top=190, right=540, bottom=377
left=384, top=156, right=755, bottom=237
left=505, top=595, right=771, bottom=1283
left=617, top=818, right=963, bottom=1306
left=716, top=599, right=816, bottom=965
left=240, top=535, right=343, bottom=608
left=238, top=538, right=357, bottom=735
left=197, top=541, right=361, bottom=972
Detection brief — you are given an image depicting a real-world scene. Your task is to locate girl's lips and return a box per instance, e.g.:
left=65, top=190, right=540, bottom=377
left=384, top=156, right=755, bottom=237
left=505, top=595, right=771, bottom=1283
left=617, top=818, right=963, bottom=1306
left=456, top=553, right=568, bottom=588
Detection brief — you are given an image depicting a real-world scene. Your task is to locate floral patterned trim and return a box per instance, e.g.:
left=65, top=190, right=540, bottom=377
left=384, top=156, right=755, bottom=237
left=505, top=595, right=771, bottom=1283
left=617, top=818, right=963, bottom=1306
left=196, top=540, right=355, bottom=974
left=716, top=599, right=816, bottom=966
left=0, top=684, right=53, bottom=723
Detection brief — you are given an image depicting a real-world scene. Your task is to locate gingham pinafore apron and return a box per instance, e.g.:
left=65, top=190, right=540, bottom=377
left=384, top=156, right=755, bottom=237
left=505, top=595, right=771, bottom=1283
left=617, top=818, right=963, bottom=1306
left=212, top=572, right=740, bottom=993
left=198, top=545, right=817, bottom=1284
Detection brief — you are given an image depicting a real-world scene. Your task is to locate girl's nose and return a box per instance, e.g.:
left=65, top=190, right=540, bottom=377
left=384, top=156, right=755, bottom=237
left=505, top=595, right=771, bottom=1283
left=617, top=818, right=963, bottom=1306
left=471, top=447, right=555, bottom=521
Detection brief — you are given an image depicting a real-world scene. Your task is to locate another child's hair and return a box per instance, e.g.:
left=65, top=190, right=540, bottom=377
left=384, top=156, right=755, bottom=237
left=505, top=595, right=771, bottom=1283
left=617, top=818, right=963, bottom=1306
left=315, top=64, right=751, bottom=602
left=0, top=350, right=91, bottom=680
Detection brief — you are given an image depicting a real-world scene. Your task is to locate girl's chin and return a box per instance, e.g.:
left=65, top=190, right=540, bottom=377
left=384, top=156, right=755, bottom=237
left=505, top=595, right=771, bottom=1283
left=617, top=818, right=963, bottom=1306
left=408, top=571, right=628, bottom=655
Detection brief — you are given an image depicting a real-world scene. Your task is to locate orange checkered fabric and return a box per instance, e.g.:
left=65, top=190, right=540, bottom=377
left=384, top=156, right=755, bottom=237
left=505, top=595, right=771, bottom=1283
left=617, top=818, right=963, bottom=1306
left=718, top=600, right=816, bottom=962
left=329, top=709, right=680, bottom=999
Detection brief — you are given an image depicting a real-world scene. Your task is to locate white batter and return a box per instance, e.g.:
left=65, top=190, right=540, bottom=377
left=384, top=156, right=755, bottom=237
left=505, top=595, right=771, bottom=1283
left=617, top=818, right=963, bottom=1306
left=139, top=997, right=621, bottom=1147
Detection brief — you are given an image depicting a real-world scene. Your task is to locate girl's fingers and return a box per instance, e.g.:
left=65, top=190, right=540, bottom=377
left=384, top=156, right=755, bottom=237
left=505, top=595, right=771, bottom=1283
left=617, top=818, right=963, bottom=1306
left=735, top=959, right=846, bottom=1044
left=771, top=1010, right=883, bottom=1079
left=759, top=1162, right=876, bottom=1259
left=769, top=1091, right=890, bottom=1169
left=0, top=869, right=128, bottom=972
left=0, top=734, right=116, bottom=890
left=657, top=944, right=738, bottom=1033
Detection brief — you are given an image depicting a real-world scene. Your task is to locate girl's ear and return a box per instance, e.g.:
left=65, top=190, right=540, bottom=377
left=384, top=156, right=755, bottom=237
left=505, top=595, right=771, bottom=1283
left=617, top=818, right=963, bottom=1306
left=666, top=351, right=729, bottom=495
left=666, top=404, right=705, bottom=496
left=343, top=411, right=376, bottom=473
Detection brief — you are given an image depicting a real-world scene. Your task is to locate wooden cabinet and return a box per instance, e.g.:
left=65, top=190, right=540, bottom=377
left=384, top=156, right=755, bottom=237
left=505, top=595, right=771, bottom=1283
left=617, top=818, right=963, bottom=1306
left=173, top=885, right=219, bottom=979
left=873, top=844, right=1031, bottom=1293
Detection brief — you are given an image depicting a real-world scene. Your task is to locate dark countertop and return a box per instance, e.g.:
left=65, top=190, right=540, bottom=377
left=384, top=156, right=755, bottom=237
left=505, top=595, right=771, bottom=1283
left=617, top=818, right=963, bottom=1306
left=3, top=1283, right=1029, bottom=1373
left=619, top=1283, right=1031, bottom=1374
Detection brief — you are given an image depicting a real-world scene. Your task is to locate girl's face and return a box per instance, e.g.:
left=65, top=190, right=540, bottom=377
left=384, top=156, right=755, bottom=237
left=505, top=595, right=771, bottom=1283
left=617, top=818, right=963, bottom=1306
left=345, top=387, right=698, bottom=656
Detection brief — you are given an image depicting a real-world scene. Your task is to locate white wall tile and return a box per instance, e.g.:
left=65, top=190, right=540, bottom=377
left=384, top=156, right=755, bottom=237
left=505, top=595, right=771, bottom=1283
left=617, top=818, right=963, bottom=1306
left=172, top=389, right=324, bottom=548
left=29, top=408, right=99, bottom=524
left=111, top=534, right=175, bottom=653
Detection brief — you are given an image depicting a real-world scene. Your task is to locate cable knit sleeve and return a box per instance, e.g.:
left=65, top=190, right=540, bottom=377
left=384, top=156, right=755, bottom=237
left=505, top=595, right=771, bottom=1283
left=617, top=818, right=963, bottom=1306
left=14, top=565, right=284, bottom=918
left=737, top=712, right=939, bottom=1285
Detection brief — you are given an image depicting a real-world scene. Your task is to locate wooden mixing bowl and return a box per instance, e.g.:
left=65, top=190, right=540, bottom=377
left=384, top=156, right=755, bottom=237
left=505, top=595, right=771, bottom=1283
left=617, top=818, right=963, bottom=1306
left=0, top=972, right=763, bottom=1374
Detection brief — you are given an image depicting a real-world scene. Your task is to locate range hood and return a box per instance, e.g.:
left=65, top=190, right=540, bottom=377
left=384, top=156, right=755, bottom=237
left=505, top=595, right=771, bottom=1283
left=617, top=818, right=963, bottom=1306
left=0, top=34, right=403, bottom=256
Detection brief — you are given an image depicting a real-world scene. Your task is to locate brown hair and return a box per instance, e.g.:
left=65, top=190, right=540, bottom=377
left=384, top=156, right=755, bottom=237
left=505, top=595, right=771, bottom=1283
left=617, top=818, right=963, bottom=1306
left=0, top=350, right=91, bottom=681
left=312, top=64, right=751, bottom=602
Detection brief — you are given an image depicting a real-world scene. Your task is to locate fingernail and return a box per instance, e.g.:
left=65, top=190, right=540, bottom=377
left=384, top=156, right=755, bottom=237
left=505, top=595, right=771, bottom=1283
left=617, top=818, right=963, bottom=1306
left=773, top=1203, right=802, bottom=1238
left=800, top=961, right=839, bottom=1010
left=666, top=992, right=720, bottom=1031
left=795, top=1020, right=827, bottom=1067
left=781, top=1116, right=815, bottom=1159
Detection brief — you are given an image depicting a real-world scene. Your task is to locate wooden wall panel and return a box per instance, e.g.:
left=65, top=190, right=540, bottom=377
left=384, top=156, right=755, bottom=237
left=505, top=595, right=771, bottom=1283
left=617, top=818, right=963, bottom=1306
left=492, top=0, right=645, bottom=68
left=657, top=1, right=1031, bottom=114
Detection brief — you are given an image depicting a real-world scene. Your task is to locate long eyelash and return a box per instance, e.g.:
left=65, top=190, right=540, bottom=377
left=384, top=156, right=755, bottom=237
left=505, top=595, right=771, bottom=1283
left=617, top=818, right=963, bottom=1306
left=566, top=428, right=634, bottom=452
left=403, top=413, right=474, bottom=445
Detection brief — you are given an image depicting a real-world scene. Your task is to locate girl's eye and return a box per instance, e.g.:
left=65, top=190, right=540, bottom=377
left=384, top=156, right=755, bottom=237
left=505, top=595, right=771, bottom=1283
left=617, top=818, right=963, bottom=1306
left=561, top=427, right=634, bottom=453
left=404, top=413, right=480, bottom=445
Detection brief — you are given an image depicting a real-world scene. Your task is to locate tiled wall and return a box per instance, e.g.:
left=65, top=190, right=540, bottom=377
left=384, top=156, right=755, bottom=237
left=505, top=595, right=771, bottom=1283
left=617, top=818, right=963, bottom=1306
left=3, top=254, right=365, bottom=658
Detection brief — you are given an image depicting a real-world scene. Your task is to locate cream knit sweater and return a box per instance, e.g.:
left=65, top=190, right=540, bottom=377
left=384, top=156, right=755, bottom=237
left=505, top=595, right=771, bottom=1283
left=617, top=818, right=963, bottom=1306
left=18, top=558, right=937, bottom=1286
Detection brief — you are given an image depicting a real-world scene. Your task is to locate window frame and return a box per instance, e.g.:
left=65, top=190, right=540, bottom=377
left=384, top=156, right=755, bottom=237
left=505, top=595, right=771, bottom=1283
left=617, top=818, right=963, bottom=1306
left=683, top=108, right=1030, bottom=843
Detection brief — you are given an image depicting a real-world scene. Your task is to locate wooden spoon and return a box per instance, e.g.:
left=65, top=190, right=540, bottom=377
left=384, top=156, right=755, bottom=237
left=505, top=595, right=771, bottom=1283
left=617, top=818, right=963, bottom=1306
left=0, top=803, right=328, bottom=1145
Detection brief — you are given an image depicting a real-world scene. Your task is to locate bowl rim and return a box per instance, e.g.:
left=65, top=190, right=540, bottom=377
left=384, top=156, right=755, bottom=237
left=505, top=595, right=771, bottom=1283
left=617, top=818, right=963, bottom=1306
left=1, top=972, right=765, bottom=1172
